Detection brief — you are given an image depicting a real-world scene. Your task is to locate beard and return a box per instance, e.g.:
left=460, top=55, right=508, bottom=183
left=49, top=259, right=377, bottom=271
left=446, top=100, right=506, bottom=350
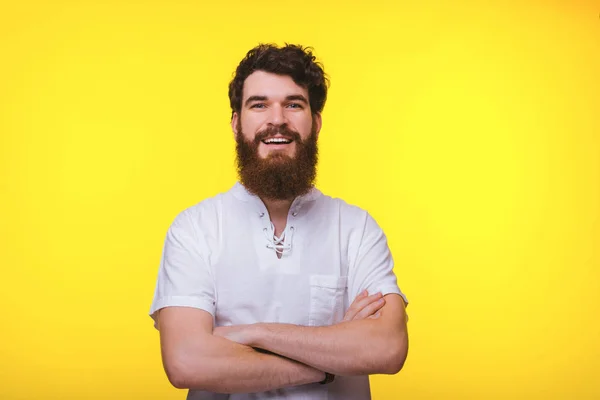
left=235, top=120, right=319, bottom=201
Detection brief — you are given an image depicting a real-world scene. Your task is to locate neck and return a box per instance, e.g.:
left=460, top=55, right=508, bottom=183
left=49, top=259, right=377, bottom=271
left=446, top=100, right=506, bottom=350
left=262, top=197, right=294, bottom=222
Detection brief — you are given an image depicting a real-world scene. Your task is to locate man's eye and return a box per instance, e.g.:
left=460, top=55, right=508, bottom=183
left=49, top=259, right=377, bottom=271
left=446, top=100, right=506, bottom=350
left=250, top=103, right=266, bottom=109
left=287, top=103, right=302, bottom=109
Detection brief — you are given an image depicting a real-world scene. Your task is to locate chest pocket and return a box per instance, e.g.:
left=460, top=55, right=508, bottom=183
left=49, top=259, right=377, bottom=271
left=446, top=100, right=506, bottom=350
left=308, top=274, right=348, bottom=326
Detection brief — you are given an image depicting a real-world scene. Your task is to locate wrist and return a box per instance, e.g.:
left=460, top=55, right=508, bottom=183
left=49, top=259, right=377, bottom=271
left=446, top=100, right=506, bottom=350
left=248, top=323, right=267, bottom=348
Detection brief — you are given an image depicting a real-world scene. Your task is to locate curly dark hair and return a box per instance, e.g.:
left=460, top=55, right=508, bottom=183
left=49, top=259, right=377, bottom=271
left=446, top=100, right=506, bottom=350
left=228, top=43, right=329, bottom=120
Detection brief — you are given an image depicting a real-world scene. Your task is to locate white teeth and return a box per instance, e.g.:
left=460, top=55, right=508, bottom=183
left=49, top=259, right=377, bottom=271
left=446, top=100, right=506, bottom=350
left=263, top=138, right=292, bottom=144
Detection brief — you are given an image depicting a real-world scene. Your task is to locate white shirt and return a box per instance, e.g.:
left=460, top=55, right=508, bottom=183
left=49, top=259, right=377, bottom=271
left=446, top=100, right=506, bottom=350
left=149, top=182, right=408, bottom=400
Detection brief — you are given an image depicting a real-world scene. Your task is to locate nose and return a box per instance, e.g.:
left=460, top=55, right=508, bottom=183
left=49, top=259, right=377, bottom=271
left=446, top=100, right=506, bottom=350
left=267, top=104, right=287, bottom=126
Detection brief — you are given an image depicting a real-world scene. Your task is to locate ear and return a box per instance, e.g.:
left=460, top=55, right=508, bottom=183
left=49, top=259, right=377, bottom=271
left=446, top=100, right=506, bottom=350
left=231, top=112, right=239, bottom=139
left=313, top=112, right=323, bottom=139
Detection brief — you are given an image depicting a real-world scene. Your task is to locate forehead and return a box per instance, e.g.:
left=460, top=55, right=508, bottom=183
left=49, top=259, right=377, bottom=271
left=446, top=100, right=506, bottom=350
left=242, top=71, right=308, bottom=100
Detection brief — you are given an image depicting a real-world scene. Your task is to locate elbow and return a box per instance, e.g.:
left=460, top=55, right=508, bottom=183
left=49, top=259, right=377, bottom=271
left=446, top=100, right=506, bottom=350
left=164, top=357, right=192, bottom=389
left=168, top=371, right=194, bottom=390
left=381, top=335, right=408, bottom=375
left=164, top=354, right=210, bottom=390
left=350, top=333, right=408, bottom=376
left=168, top=374, right=188, bottom=390
left=382, top=352, right=407, bottom=375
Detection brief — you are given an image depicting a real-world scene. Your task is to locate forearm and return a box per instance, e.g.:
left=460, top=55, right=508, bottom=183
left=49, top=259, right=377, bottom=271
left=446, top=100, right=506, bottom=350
left=172, top=334, right=324, bottom=393
left=248, top=319, right=406, bottom=376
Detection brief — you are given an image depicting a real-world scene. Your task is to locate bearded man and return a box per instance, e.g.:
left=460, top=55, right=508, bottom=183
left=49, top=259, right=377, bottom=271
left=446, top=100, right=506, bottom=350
left=149, top=43, right=409, bottom=400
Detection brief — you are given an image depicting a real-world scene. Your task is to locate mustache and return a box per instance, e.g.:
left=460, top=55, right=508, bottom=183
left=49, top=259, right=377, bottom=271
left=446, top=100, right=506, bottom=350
left=254, top=125, right=302, bottom=144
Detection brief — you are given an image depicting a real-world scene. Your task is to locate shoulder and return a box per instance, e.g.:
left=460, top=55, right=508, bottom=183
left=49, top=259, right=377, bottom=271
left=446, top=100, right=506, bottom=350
left=315, top=190, right=373, bottom=226
left=318, top=193, right=385, bottom=239
left=167, top=189, right=230, bottom=236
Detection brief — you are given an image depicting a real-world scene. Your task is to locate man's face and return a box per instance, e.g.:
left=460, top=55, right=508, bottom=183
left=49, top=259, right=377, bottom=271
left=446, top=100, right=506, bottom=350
left=232, top=71, right=323, bottom=200
left=232, top=71, right=321, bottom=159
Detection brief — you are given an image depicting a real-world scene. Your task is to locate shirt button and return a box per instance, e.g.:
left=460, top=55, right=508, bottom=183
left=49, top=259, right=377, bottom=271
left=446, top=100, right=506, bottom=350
left=292, top=212, right=298, bottom=217
left=259, top=212, right=265, bottom=217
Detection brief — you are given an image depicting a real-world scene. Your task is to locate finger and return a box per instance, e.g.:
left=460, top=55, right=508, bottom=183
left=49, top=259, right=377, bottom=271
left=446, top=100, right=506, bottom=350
left=353, top=296, right=386, bottom=320
left=356, top=292, right=383, bottom=310
left=354, top=297, right=385, bottom=320
left=343, top=292, right=381, bottom=321
left=368, top=311, right=381, bottom=319
left=343, top=310, right=355, bottom=322
left=343, top=290, right=369, bottom=321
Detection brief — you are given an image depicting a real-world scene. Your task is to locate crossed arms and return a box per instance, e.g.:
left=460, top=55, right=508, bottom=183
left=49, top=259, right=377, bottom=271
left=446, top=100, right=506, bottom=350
left=157, top=291, right=408, bottom=394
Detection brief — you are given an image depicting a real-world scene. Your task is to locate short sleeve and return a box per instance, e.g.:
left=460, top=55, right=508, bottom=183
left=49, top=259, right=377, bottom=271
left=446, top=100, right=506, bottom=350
left=148, top=209, right=216, bottom=330
left=348, top=212, right=409, bottom=307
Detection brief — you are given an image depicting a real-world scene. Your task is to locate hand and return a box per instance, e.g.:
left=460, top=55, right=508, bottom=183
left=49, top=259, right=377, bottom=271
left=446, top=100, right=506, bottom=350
left=213, top=325, right=255, bottom=346
left=343, top=290, right=385, bottom=322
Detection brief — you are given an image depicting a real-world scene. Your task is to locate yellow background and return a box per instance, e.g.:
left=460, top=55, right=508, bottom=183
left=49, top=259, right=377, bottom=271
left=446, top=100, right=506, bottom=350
left=1, top=0, right=599, bottom=399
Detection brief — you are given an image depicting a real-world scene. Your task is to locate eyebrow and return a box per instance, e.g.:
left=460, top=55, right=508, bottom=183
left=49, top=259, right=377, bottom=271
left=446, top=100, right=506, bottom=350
left=285, top=95, right=309, bottom=104
left=244, top=94, right=309, bottom=107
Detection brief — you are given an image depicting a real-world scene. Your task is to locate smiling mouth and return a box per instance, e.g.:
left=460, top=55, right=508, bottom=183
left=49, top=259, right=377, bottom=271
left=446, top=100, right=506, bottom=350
left=261, top=137, right=293, bottom=145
